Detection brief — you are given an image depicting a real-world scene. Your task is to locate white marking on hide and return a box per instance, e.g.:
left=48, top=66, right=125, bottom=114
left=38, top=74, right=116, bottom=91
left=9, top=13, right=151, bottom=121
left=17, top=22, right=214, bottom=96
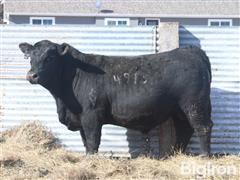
left=113, top=75, right=121, bottom=84
left=142, top=75, right=148, bottom=84
left=134, top=73, right=138, bottom=84
left=113, top=73, right=148, bottom=85
left=123, top=73, right=130, bottom=83
left=89, top=88, right=97, bottom=107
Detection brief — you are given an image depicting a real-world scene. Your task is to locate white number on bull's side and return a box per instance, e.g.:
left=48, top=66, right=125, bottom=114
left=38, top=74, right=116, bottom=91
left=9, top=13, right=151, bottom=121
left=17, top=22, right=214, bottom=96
left=113, top=75, right=121, bottom=84
left=142, top=75, right=148, bottom=84
left=113, top=73, right=147, bottom=85
left=134, top=73, right=138, bottom=85
left=123, top=73, right=130, bottom=83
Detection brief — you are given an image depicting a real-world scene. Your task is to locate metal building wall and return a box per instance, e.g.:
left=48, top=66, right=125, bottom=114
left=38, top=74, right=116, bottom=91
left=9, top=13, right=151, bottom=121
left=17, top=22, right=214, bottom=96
left=180, top=26, right=240, bottom=154
left=0, top=25, right=239, bottom=156
left=0, top=25, right=157, bottom=157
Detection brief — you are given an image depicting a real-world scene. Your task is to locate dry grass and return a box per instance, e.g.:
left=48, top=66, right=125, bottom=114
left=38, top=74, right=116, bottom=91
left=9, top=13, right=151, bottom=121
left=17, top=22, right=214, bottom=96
left=1, top=121, right=239, bottom=180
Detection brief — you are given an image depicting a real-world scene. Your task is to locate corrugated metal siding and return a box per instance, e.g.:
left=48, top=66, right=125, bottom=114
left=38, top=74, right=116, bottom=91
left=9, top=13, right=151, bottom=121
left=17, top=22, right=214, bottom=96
left=0, top=25, right=157, bottom=157
left=180, top=26, right=240, bottom=154
left=1, top=25, right=239, bottom=156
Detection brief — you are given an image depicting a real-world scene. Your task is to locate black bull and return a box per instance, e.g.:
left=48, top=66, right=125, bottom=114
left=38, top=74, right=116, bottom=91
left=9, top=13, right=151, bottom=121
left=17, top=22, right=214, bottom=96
left=19, top=40, right=213, bottom=156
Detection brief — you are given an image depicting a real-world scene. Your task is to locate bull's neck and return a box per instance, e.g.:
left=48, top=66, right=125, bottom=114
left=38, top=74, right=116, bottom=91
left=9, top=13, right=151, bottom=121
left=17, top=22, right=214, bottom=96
left=50, top=58, right=82, bottom=114
left=51, top=90, right=82, bottom=115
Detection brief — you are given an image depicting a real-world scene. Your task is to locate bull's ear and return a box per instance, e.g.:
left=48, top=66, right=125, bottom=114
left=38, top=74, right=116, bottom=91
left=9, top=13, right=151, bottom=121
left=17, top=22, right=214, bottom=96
left=19, top=43, right=34, bottom=55
left=58, top=43, right=69, bottom=56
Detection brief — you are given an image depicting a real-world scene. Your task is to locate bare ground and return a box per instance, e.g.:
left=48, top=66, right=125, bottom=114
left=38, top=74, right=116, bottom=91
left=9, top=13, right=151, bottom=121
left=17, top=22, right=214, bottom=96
left=0, top=121, right=239, bottom=180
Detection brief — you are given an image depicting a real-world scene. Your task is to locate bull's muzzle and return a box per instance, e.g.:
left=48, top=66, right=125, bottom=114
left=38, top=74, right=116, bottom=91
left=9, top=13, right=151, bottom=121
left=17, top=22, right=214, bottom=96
left=26, top=72, right=39, bottom=84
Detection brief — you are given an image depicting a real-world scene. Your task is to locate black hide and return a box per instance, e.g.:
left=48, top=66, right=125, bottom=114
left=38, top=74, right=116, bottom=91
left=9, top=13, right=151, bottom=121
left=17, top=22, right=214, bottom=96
left=19, top=40, right=213, bottom=155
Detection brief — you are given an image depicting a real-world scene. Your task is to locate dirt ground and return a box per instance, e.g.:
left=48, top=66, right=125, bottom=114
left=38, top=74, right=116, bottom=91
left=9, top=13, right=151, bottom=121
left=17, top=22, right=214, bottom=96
left=0, top=121, right=239, bottom=180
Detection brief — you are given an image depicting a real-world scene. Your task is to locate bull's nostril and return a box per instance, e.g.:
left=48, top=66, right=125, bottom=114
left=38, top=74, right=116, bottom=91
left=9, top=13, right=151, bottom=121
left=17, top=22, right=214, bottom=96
left=26, top=73, right=38, bottom=82
left=32, top=73, right=38, bottom=79
left=26, top=72, right=39, bottom=84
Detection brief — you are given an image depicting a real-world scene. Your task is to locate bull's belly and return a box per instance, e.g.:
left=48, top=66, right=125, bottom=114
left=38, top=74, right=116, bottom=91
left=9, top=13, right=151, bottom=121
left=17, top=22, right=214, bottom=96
left=111, top=112, right=170, bottom=133
left=110, top=95, right=175, bottom=132
left=111, top=89, right=176, bottom=131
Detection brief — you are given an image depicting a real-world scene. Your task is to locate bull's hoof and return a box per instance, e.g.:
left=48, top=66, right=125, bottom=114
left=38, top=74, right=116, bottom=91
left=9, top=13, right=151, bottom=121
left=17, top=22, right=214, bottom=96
left=86, top=149, right=98, bottom=156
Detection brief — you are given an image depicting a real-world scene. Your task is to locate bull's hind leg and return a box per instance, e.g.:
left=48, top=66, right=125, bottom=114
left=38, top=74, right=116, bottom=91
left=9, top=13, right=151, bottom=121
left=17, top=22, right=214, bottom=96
left=172, top=107, right=194, bottom=153
left=179, top=98, right=213, bottom=156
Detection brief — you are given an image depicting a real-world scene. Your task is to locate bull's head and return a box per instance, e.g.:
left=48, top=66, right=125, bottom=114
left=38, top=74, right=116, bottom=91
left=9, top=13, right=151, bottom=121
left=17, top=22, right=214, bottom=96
left=19, top=40, right=69, bottom=90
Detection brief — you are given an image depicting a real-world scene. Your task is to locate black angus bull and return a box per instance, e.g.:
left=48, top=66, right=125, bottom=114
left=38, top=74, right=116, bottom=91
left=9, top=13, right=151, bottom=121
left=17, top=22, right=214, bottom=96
left=19, top=40, right=213, bottom=156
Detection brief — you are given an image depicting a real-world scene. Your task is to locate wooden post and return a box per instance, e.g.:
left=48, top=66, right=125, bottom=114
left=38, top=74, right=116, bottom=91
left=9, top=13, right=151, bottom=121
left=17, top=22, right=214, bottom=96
left=157, top=22, right=179, bottom=157
left=156, top=22, right=179, bottom=53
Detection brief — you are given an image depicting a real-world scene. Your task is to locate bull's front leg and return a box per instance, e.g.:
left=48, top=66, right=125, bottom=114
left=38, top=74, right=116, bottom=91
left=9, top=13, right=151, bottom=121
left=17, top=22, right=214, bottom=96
left=81, top=111, right=102, bottom=154
left=79, top=126, right=87, bottom=147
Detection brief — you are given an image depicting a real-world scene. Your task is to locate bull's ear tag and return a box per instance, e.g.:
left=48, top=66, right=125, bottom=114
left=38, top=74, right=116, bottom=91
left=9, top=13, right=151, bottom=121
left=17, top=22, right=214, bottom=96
left=24, top=54, right=30, bottom=59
